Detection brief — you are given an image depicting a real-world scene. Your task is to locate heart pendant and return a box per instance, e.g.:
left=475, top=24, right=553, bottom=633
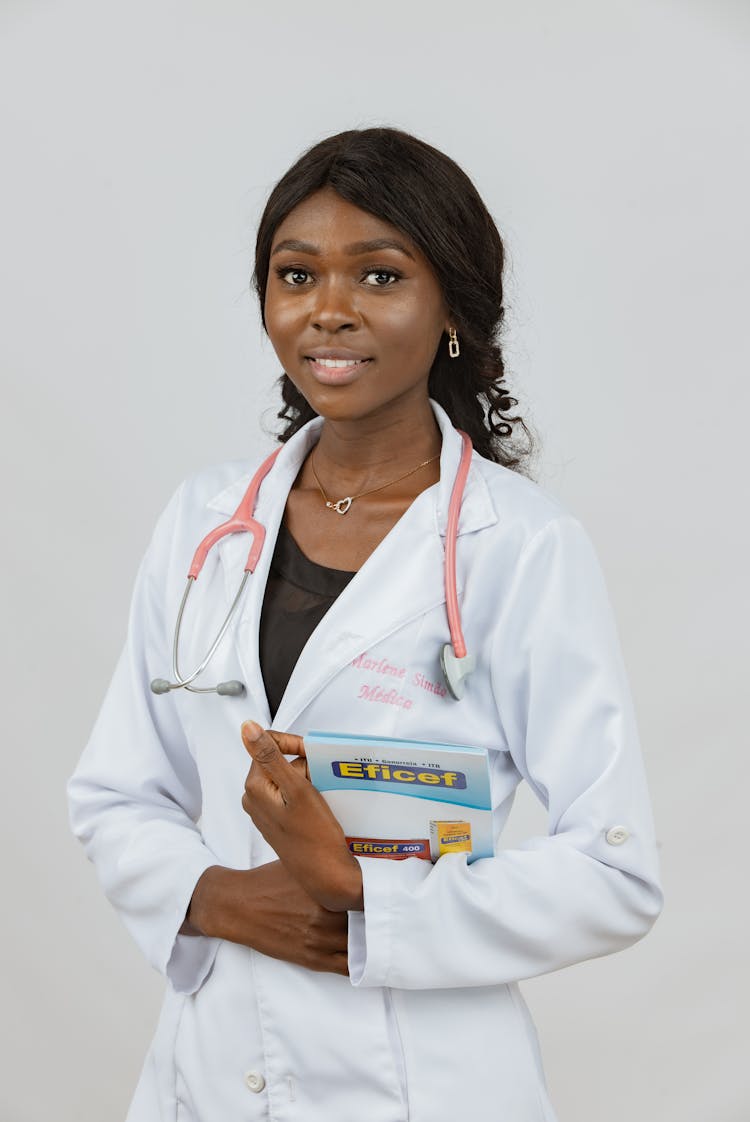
left=328, top=496, right=353, bottom=515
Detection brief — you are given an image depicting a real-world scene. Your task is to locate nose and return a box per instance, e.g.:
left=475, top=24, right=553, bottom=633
left=309, top=275, right=359, bottom=332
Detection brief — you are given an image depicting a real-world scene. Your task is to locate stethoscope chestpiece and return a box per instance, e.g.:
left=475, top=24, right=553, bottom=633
left=440, top=643, right=475, bottom=701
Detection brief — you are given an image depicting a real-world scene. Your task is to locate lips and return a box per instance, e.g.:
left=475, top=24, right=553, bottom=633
left=305, top=355, right=372, bottom=386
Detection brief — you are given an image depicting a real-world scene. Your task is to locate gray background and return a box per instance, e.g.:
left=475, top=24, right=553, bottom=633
left=1, top=1, right=748, bottom=1119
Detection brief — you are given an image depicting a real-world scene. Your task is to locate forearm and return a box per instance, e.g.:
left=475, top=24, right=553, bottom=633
left=185, top=865, right=249, bottom=941
left=240, top=722, right=364, bottom=912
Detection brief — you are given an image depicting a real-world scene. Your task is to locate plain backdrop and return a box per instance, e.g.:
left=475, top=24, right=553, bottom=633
left=1, top=1, right=748, bottom=1120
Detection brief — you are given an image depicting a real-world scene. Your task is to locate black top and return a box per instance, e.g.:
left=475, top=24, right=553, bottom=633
left=258, top=520, right=357, bottom=720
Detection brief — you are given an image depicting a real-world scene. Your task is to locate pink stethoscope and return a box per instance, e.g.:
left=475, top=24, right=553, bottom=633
left=150, top=431, right=476, bottom=702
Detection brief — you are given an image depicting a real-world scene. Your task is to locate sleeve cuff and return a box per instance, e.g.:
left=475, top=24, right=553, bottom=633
left=347, top=855, right=431, bottom=987
left=166, top=930, right=221, bottom=994
left=161, top=853, right=223, bottom=994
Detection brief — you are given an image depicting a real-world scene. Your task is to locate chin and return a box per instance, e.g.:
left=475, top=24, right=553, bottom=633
left=291, top=380, right=373, bottom=421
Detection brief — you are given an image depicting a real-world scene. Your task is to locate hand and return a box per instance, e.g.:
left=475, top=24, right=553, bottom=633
left=240, top=721, right=364, bottom=912
left=188, top=862, right=350, bottom=976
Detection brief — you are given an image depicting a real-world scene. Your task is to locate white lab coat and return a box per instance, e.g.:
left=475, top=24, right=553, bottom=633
left=68, top=400, right=663, bottom=1122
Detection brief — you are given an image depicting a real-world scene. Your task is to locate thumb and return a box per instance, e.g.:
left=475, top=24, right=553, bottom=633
left=241, top=721, right=293, bottom=792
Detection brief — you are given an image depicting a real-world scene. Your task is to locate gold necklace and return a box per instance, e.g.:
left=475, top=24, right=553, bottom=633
left=310, top=450, right=440, bottom=515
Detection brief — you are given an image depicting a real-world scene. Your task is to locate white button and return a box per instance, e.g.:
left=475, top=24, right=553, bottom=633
left=244, top=1071, right=266, bottom=1093
left=605, top=825, right=630, bottom=845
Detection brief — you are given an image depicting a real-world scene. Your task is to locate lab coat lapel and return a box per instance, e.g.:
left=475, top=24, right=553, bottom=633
left=272, top=403, right=498, bottom=730
left=271, top=490, right=444, bottom=729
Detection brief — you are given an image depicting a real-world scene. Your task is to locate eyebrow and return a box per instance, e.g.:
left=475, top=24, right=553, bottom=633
left=270, top=237, right=415, bottom=261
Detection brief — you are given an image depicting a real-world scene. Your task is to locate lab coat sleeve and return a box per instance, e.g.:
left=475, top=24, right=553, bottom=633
left=347, top=515, right=664, bottom=989
left=67, top=483, right=221, bottom=995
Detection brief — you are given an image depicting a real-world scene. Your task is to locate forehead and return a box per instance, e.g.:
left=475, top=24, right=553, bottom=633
left=270, top=187, right=422, bottom=261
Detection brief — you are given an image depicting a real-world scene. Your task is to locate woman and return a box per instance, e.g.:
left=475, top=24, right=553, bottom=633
left=68, top=127, right=663, bottom=1122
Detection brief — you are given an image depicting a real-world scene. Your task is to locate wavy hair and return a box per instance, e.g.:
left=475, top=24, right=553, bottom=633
left=252, top=127, right=534, bottom=472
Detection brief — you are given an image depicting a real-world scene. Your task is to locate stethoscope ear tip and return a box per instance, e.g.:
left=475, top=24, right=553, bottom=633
left=150, top=678, right=172, bottom=695
left=216, top=680, right=246, bottom=697
left=441, top=644, right=475, bottom=701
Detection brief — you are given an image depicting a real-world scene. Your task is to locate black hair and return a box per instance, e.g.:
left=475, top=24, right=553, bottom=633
left=252, top=126, right=534, bottom=472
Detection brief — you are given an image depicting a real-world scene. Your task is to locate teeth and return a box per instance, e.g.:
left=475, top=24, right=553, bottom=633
left=312, top=357, right=367, bottom=368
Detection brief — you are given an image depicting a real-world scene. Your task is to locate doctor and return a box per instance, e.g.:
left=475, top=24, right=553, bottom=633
left=68, top=127, right=663, bottom=1122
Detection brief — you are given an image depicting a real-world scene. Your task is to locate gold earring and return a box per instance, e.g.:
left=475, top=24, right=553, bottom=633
left=448, top=326, right=460, bottom=359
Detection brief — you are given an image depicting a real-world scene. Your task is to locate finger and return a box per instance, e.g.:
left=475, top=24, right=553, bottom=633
left=243, top=768, right=286, bottom=810
left=289, top=757, right=310, bottom=781
left=268, top=730, right=307, bottom=758
left=240, top=726, right=305, bottom=759
left=331, top=952, right=350, bottom=977
left=241, top=721, right=297, bottom=796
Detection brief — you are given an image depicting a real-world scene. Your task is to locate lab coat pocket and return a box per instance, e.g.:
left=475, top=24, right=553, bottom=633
left=392, top=985, right=556, bottom=1121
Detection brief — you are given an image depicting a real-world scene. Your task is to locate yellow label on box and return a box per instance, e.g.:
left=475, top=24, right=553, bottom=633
left=429, top=819, right=472, bottom=860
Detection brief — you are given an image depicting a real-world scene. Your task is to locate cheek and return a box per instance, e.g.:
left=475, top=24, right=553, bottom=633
left=377, top=287, right=444, bottom=347
left=377, top=313, right=442, bottom=374
left=264, top=293, right=302, bottom=344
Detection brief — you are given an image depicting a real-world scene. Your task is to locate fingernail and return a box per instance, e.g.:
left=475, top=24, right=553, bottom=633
left=241, top=720, right=262, bottom=741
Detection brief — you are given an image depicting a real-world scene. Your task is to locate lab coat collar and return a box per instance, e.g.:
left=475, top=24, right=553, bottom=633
left=205, top=400, right=497, bottom=728
left=206, top=399, right=497, bottom=539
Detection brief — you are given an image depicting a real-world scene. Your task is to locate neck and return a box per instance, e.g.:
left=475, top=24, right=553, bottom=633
left=313, top=397, right=442, bottom=482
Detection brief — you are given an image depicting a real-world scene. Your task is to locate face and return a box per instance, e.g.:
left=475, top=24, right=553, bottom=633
left=264, top=187, right=452, bottom=425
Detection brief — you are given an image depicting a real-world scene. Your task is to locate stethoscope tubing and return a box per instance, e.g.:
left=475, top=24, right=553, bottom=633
left=150, top=449, right=282, bottom=697
left=443, top=431, right=472, bottom=661
left=168, top=570, right=251, bottom=692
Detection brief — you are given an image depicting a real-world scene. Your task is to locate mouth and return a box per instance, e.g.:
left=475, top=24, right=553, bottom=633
left=305, top=356, right=372, bottom=386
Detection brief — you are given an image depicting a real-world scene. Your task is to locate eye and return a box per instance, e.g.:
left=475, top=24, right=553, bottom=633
left=363, top=269, right=400, bottom=286
left=275, top=266, right=311, bottom=286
